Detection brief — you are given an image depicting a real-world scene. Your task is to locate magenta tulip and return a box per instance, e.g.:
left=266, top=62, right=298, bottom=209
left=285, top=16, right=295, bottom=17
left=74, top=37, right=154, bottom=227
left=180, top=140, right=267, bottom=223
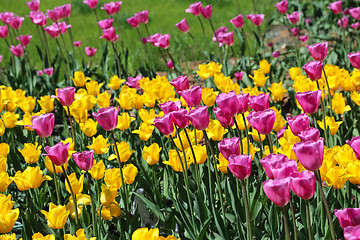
left=274, top=0, right=288, bottom=14
left=338, top=16, right=349, bottom=28
left=302, top=61, right=323, bottom=81
left=249, top=93, right=269, bottom=111
left=228, top=154, right=252, bottom=180
left=43, top=67, right=54, bottom=76
left=216, top=91, right=240, bottom=117
left=0, top=12, right=14, bottom=25
left=348, top=52, right=360, bottom=69
left=290, top=170, right=316, bottom=200
left=287, top=11, right=301, bottom=25
left=16, top=35, right=32, bottom=47
left=26, top=113, right=55, bottom=138
left=0, top=25, right=8, bottom=38
left=220, top=32, right=234, bottom=47
left=298, top=127, right=320, bottom=142
left=230, top=14, right=244, bottom=28
left=246, top=14, right=265, bottom=26
left=263, top=178, right=291, bottom=207
left=291, top=27, right=299, bottom=36
left=83, top=0, right=98, bottom=9
left=44, top=141, right=70, bottom=166
left=350, top=7, right=360, bottom=20
left=213, top=107, right=234, bottom=128
left=201, top=5, right=212, bottom=19
left=73, top=40, right=81, bottom=47
left=178, top=86, right=202, bottom=107
left=92, top=107, right=119, bottom=131
left=170, top=109, right=189, bottom=129
left=299, top=35, right=308, bottom=42
left=101, top=2, right=122, bottom=16
left=176, top=18, right=190, bottom=33
left=159, top=101, right=181, bottom=114
left=54, top=87, right=75, bottom=107
left=167, top=60, right=174, bottom=69
left=27, top=0, right=40, bottom=12
left=292, top=138, right=324, bottom=172
left=154, top=114, right=174, bottom=136
left=100, top=26, right=118, bottom=42
left=346, top=136, right=360, bottom=160
left=351, top=22, right=360, bottom=30
left=307, top=42, right=328, bottom=61
left=272, top=51, right=280, bottom=58
left=247, top=109, right=275, bottom=135
left=236, top=93, right=250, bottom=114
left=126, top=75, right=141, bottom=90
left=154, top=34, right=170, bottom=49
left=344, top=225, right=360, bottom=240
left=185, top=2, right=202, bottom=16
left=10, top=44, right=23, bottom=57
left=135, top=10, right=149, bottom=24
left=85, top=47, right=97, bottom=57
left=218, top=137, right=241, bottom=160
left=260, top=154, right=297, bottom=179
left=46, top=8, right=62, bottom=22
left=59, top=4, right=71, bottom=18
left=334, top=208, right=360, bottom=229
left=287, top=113, right=310, bottom=136
left=328, top=1, right=342, bottom=14
left=170, top=75, right=189, bottom=92
left=185, top=105, right=209, bottom=130
left=295, top=90, right=322, bottom=114
left=0, top=55, right=2, bottom=63
left=234, top=72, right=243, bottom=81
left=9, top=16, right=24, bottom=29
left=72, top=150, right=94, bottom=171
left=127, top=16, right=139, bottom=28
left=98, top=18, right=114, bottom=29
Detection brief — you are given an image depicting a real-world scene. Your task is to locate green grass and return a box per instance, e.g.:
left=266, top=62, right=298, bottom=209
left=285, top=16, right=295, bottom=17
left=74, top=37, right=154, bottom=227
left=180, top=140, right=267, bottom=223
left=0, top=0, right=276, bottom=74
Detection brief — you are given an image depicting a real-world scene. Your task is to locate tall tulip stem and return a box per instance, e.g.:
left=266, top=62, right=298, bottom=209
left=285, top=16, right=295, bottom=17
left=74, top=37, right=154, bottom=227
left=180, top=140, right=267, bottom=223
left=241, top=179, right=253, bottom=240
left=61, top=165, right=79, bottom=225
left=316, top=80, right=329, bottom=145
left=281, top=206, right=291, bottom=240
left=322, top=66, right=333, bottom=117
left=45, top=138, right=61, bottom=205
left=289, top=198, right=298, bottom=240
left=67, top=106, right=76, bottom=150
left=87, top=172, right=98, bottom=238
left=305, top=200, right=313, bottom=240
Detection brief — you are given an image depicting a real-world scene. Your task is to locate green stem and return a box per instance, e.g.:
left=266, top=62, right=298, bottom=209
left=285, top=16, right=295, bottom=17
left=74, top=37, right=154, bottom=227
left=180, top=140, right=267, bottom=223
left=316, top=80, right=329, bottom=146
left=45, top=138, right=61, bottom=205
left=305, top=200, right=313, bottom=240
left=281, top=207, right=291, bottom=240
left=67, top=106, right=76, bottom=150
left=322, top=66, right=333, bottom=117
left=289, top=197, right=298, bottom=240
left=241, top=179, right=253, bottom=240
left=87, top=172, right=97, bottom=238
left=267, top=134, right=273, bottom=154
left=62, top=165, right=79, bottom=225
left=184, top=129, right=202, bottom=193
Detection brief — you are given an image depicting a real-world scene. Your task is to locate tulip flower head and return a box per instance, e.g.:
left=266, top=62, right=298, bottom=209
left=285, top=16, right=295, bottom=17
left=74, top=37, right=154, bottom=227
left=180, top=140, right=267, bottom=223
left=16, top=35, right=32, bottom=47
left=350, top=7, right=360, bottom=20
left=299, top=34, right=308, bottom=42
left=287, top=113, right=310, bottom=136
left=246, top=14, right=265, bottom=26
left=100, top=26, right=118, bottom=42
left=334, top=208, right=360, bottom=230
left=29, top=11, right=47, bottom=27
left=41, top=203, right=70, bottom=229
left=85, top=47, right=97, bottom=57
left=328, top=1, right=342, bottom=14
left=216, top=91, right=241, bottom=117
left=127, top=16, right=140, bottom=28
left=346, top=136, right=360, bottom=160
left=178, top=86, right=202, bottom=107
left=218, top=137, right=241, bottom=160
left=44, top=141, right=70, bottom=166
left=176, top=18, right=190, bottom=33
left=274, top=0, right=288, bottom=14
left=348, top=52, right=360, bottom=69
left=247, top=109, right=275, bottom=135
left=302, top=61, right=323, bottom=81
left=83, top=0, right=98, bottom=9
left=27, top=0, right=40, bottom=11
left=0, top=12, right=14, bottom=25
left=351, top=22, right=360, bottom=30
left=72, top=150, right=94, bottom=171
left=27, top=113, right=55, bottom=138
left=10, top=44, right=23, bottom=57
left=92, top=107, right=119, bottom=131
left=213, top=107, right=234, bottom=128
left=154, top=114, right=174, bottom=136
left=307, top=42, right=328, bottom=61
left=292, top=138, right=324, bottom=172
left=101, top=2, right=122, bottom=16
left=0, top=25, right=8, bottom=38
left=201, top=5, right=213, bottom=19
left=170, top=109, right=189, bottom=129
left=298, top=127, right=320, bottom=142
left=53, top=87, right=75, bottom=107
left=260, top=154, right=297, bottom=179
left=263, top=178, right=291, bottom=207
left=249, top=93, right=270, bottom=111
left=290, top=170, right=316, bottom=200
left=9, top=16, right=24, bottom=29
left=338, top=16, right=349, bottom=28
left=287, top=11, right=302, bottom=25
left=344, top=225, right=360, bottom=240
left=295, top=90, right=322, bottom=114
left=98, top=18, right=113, bottom=29
left=228, top=154, right=252, bottom=180
left=43, top=67, right=53, bottom=76
left=272, top=51, right=280, bottom=58
left=135, top=10, right=149, bottom=24
left=230, top=14, right=244, bottom=28
left=185, top=105, right=209, bottom=130
left=186, top=2, right=202, bottom=16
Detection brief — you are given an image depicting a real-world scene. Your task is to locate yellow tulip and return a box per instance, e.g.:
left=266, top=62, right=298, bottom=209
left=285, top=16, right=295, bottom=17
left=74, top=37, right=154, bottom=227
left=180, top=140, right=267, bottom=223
left=98, top=201, right=122, bottom=220
left=132, top=228, right=159, bottom=240
left=18, top=142, right=42, bottom=164
left=259, top=59, right=271, bottom=74
left=332, top=92, right=351, bottom=114
left=249, top=129, right=265, bottom=142
left=86, top=80, right=104, bottom=97
left=142, top=92, right=156, bottom=108
left=0, top=194, right=19, bottom=234
left=45, top=156, right=68, bottom=174
left=108, top=75, right=125, bottom=90
left=88, top=160, right=105, bottom=180
left=64, top=228, right=96, bottom=240
left=346, top=161, right=360, bottom=184
left=213, top=73, right=233, bottom=93
left=271, top=107, right=286, bottom=132
left=142, top=143, right=162, bottom=165
left=268, top=82, right=287, bottom=102
left=202, top=87, right=219, bottom=107
left=351, top=92, right=360, bottom=106
left=163, top=149, right=190, bottom=172
left=132, top=122, right=154, bottom=141
left=0, top=119, right=4, bottom=136
left=242, top=86, right=261, bottom=96
left=249, top=70, right=268, bottom=87
left=108, top=141, right=134, bottom=163
left=32, top=232, right=55, bottom=240
left=116, top=86, right=135, bottom=110
left=117, top=112, right=135, bottom=131
left=317, top=116, right=342, bottom=135
left=206, top=119, right=227, bottom=141
left=14, top=166, right=51, bottom=191
left=97, top=91, right=111, bottom=108
left=100, top=184, right=118, bottom=206
left=2, top=112, right=19, bottom=128
left=71, top=71, right=87, bottom=87
left=19, top=96, right=36, bottom=113
left=41, top=203, right=70, bottom=229
left=323, top=166, right=348, bottom=189
left=139, top=109, right=156, bottom=125
left=37, top=95, right=54, bottom=113
left=186, top=144, right=207, bottom=164
left=0, top=233, right=17, bottom=240
left=66, top=194, right=90, bottom=220
left=351, top=69, right=360, bottom=89
left=196, top=61, right=222, bottom=80
left=123, top=164, right=138, bottom=184
left=65, top=173, right=84, bottom=195
left=104, top=168, right=122, bottom=189
left=80, top=118, right=97, bottom=137
left=134, top=94, right=144, bottom=110
left=0, top=172, right=12, bottom=192
left=289, top=67, right=303, bottom=81
left=87, top=135, right=110, bottom=155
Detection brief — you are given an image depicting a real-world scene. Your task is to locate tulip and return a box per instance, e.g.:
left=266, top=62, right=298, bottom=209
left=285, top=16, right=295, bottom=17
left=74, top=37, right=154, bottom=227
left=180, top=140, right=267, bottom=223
left=83, top=0, right=98, bottom=9
left=228, top=154, right=252, bottom=180
left=41, top=203, right=70, bottom=229
left=98, top=18, right=113, bottom=29
left=84, top=47, right=97, bottom=57
left=287, top=11, right=301, bottom=25
left=0, top=207, right=19, bottom=233
left=299, top=34, right=308, bottom=42
left=72, top=40, right=81, bottom=48
left=101, top=2, right=122, bottom=16
left=268, top=82, right=287, bottom=102
left=274, top=0, right=288, bottom=14
left=0, top=172, right=12, bottom=193
left=108, top=75, right=124, bottom=90
left=218, top=137, right=241, bottom=160
left=291, top=27, right=299, bottom=36
left=53, top=87, right=75, bottom=106
left=263, top=178, right=291, bottom=207
left=234, top=72, right=243, bottom=81
left=154, top=114, right=174, bottom=136
left=213, top=107, right=234, bottom=128
left=0, top=12, right=14, bottom=24
left=296, top=90, right=322, bottom=114
left=100, top=26, right=118, bottom=42
left=260, top=154, right=296, bottom=179
left=27, top=113, right=55, bottom=138
left=328, top=1, right=342, bottom=14
left=127, top=16, right=139, bottom=28
left=346, top=136, right=360, bottom=160
left=9, top=16, right=24, bottom=29
left=185, top=105, right=209, bottom=131
left=249, top=93, right=269, bottom=111
left=170, top=76, right=189, bottom=92
left=298, top=127, right=320, bottom=142
left=307, top=42, right=328, bottom=61
left=287, top=113, right=310, bottom=136
left=135, top=10, right=149, bottom=24
left=290, top=170, right=316, bottom=200
left=334, top=208, right=360, bottom=229
left=44, top=142, right=70, bottom=166
left=338, top=17, right=349, bottom=28
left=302, top=61, right=323, bottom=81
left=29, top=11, right=47, bottom=27
left=272, top=51, right=280, bottom=58
left=154, top=34, right=170, bottom=49
left=17, top=35, right=32, bottom=47
left=167, top=60, right=174, bottom=69
left=201, top=5, right=212, bottom=19
left=88, top=160, right=105, bottom=180
left=348, top=52, right=360, bottom=69
left=220, top=31, right=234, bottom=46
left=18, top=142, right=42, bottom=164
left=13, top=166, right=50, bottom=191
left=247, top=109, right=275, bottom=135
left=213, top=28, right=227, bottom=45
left=0, top=25, right=8, bottom=38
left=178, top=86, right=202, bottom=107
left=186, top=2, right=202, bottom=16
left=176, top=18, right=190, bottom=33
left=27, top=0, right=40, bottom=11
left=230, top=14, right=244, bottom=28
left=72, top=150, right=94, bottom=171
left=0, top=55, right=2, bottom=63
left=171, top=109, right=189, bottom=129
left=58, top=4, right=71, bottom=18
left=246, top=14, right=265, bottom=26
left=43, top=67, right=53, bottom=76
left=350, top=7, right=360, bottom=20
left=92, top=107, right=119, bottom=131
left=10, top=44, right=23, bottom=57
left=344, top=225, right=360, bottom=240
left=292, top=138, right=324, bottom=172
left=159, top=101, right=180, bottom=115
left=2, top=112, right=19, bottom=128
left=142, top=143, right=162, bottom=165
left=216, top=91, right=240, bottom=117
left=44, top=24, right=60, bottom=38
left=351, top=22, right=360, bottom=30
left=87, top=135, right=110, bottom=155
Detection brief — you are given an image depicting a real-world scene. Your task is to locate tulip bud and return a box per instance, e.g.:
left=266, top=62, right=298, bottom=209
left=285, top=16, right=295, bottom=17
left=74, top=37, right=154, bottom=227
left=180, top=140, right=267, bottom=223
left=292, top=138, right=324, bottom=172
left=228, top=154, right=252, bottom=180
left=263, top=178, right=291, bottom=207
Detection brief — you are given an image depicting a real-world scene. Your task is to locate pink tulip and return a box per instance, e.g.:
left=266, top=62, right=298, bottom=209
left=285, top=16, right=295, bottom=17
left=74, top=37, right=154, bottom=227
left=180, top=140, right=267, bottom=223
left=298, top=127, right=320, bottom=142
left=228, top=154, right=252, bottom=180
left=299, top=34, right=308, bottom=42
left=291, top=27, right=299, bottom=36
left=10, top=44, right=23, bottom=57
left=58, top=22, right=71, bottom=34
left=170, top=109, right=189, bottom=129
left=9, top=16, right=24, bottom=29
left=92, top=107, right=119, bottom=131
left=167, top=60, right=174, bottom=69
left=46, top=8, right=62, bottom=22
left=73, top=40, right=81, bottom=47
left=213, top=27, right=228, bottom=46
left=216, top=91, right=240, bottom=117
left=170, top=75, right=189, bottom=92
left=135, top=10, right=149, bottom=24
left=236, top=93, right=250, bottom=115
left=100, top=26, right=118, bottom=42
left=159, top=101, right=181, bottom=114
left=83, top=0, right=98, bottom=9
left=127, top=16, right=140, bottom=28
left=0, top=12, right=14, bottom=25
left=263, top=178, right=291, bottom=207
left=0, top=55, right=2, bottom=63
left=44, top=141, right=70, bottom=166
left=272, top=51, right=280, bottom=58
left=213, top=107, right=234, bottom=128
left=218, top=137, right=241, bottom=160
left=201, top=5, right=212, bottom=19
left=178, top=86, right=202, bottom=107
left=37, top=70, right=43, bottom=76
left=277, top=126, right=286, bottom=139
left=328, top=1, right=342, bottom=14
left=287, top=11, right=301, bottom=25
left=290, top=170, right=316, bottom=200
left=101, top=2, right=122, bottom=16
left=249, top=93, right=270, bottom=112
left=0, top=25, right=8, bottom=38
left=348, top=52, right=360, bottom=69
left=260, top=154, right=297, bottom=179
left=154, top=114, right=174, bottom=136
left=85, top=47, right=97, bottom=57
left=16, top=35, right=32, bottom=47
left=186, top=2, right=202, bottom=16
left=350, top=7, right=360, bottom=20
left=27, top=113, right=55, bottom=138
left=27, top=0, right=40, bottom=12
left=302, top=61, right=323, bottom=81
left=146, top=33, right=161, bottom=46
left=176, top=18, right=190, bottom=33
left=305, top=18, right=311, bottom=24
left=351, top=22, right=360, bottom=30
left=343, top=8, right=352, bottom=16
left=346, top=136, right=360, bottom=160
left=338, top=16, right=349, bottom=28
left=154, top=34, right=170, bottom=49
left=59, top=4, right=71, bottom=18
left=126, top=75, right=141, bottom=90
left=295, top=90, right=322, bottom=114
left=185, top=105, right=209, bottom=130
left=247, top=109, right=276, bottom=135
left=220, top=31, right=234, bottom=47
left=29, top=11, right=47, bottom=27
left=234, top=72, right=243, bottom=81
left=334, top=208, right=360, bottom=229
left=274, top=0, right=288, bottom=14
left=246, top=14, right=265, bottom=26
left=287, top=113, right=310, bottom=136
left=344, top=225, right=360, bottom=240
left=230, top=14, right=244, bottom=28
left=53, top=87, right=75, bottom=107
left=292, top=138, right=324, bottom=172
left=307, top=42, right=328, bottom=61
left=98, top=18, right=113, bottom=29
left=43, top=67, right=53, bottom=76
left=72, top=150, right=94, bottom=171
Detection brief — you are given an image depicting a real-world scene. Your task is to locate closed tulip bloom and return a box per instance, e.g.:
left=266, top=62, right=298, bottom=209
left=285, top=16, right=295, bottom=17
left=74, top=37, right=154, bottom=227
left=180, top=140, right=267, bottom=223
left=287, top=113, right=310, bottom=136
left=346, top=136, right=360, bottom=160
left=296, top=90, right=322, bottom=114
left=27, top=0, right=40, bottom=11
left=0, top=25, right=8, bottom=38
left=299, top=34, right=308, bottom=42
left=171, top=109, right=189, bottom=129
left=247, top=109, right=275, bottom=135
left=108, top=75, right=125, bottom=90
left=230, top=14, right=244, bottom=28
left=274, top=0, right=288, bottom=14
left=100, top=26, right=118, bottom=42
left=228, top=154, right=252, bottom=180
left=351, top=22, right=360, bottom=30
left=16, top=35, right=32, bottom=47
left=13, top=166, right=51, bottom=191
left=216, top=91, right=240, bottom=117
left=303, top=61, right=323, bottom=81
left=328, top=1, right=342, bottom=14
left=344, top=225, right=360, bottom=240
left=154, top=114, right=174, bottom=136
left=0, top=12, right=14, bottom=24
left=159, top=101, right=181, bottom=114
left=28, top=113, right=55, bottom=138
left=73, top=40, right=81, bottom=47
left=72, top=150, right=94, bottom=171
left=287, top=11, right=301, bottom=24
left=350, top=7, right=360, bottom=20
left=334, top=208, right=360, bottom=229
left=127, top=16, right=139, bottom=28
left=234, top=71, right=244, bottom=81
left=92, top=107, right=119, bottom=131
left=98, top=18, right=113, bottom=29
left=170, top=75, right=189, bottom=92
left=117, top=112, right=135, bottom=130
left=29, top=11, right=47, bottom=27
left=18, top=142, right=42, bottom=164
left=272, top=51, right=280, bottom=58
left=43, top=67, right=53, bottom=76
left=178, top=86, right=202, bottom=107
left=89, top=160, right=105, bottom=179
left=102, top=2, right=122, bottom=16
left=290, top=170, right=316, bottom=200
left=213, top=107, right=234, bottom=128
left=154, top=34, right=170, bottom=49
left=176, top=18, right=190, bottom=33
left=9, top=16, right=24, bottom=29
left=249, top=93, right=269, bottom=111
left=292, top=138, right=324, bottom=172
left=80, top=118, right=97, bottom=137
left=135, top=10, right=149, bottom=24
left=260, top=154, right=291, bottom=179
left=338, top=16, right=349, bottom=28
left=246, top=14, right=265, bottom=26
left=201, top=5, right=212, bottom=19
left=54, top=87, right=75, bottom=107
left=0, top=201, right=19, bottom=233
left=185, top=105, right=209, bottom=130
left=84, top=47, right=97, bottom=57
left=307, top=42, right=328, bottom=61
left=0, top=172, right=12, bottom=193
left=10, top=44, right=23, bottom=57
left=142, top=143, right=162, bottom=165
left=44, top=141, right=70, bottom=166
left=263, top=178, right=291, bottom=207
left=268, top=82, right=287, bottom=102
left=83, top=0, right=98, bottom=9
left=298, top=127, right=320, bottom=142
left=65, top=173, right=84, bottom=195
left=348, top=52, right=360, bottom=69
left=186, top=2, right=202, bottom=16
left=41, top=203, right=70, bottom=229
left=218, top=137, right=241, bottom=160
left=37, top=95, right=54, bottom=113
